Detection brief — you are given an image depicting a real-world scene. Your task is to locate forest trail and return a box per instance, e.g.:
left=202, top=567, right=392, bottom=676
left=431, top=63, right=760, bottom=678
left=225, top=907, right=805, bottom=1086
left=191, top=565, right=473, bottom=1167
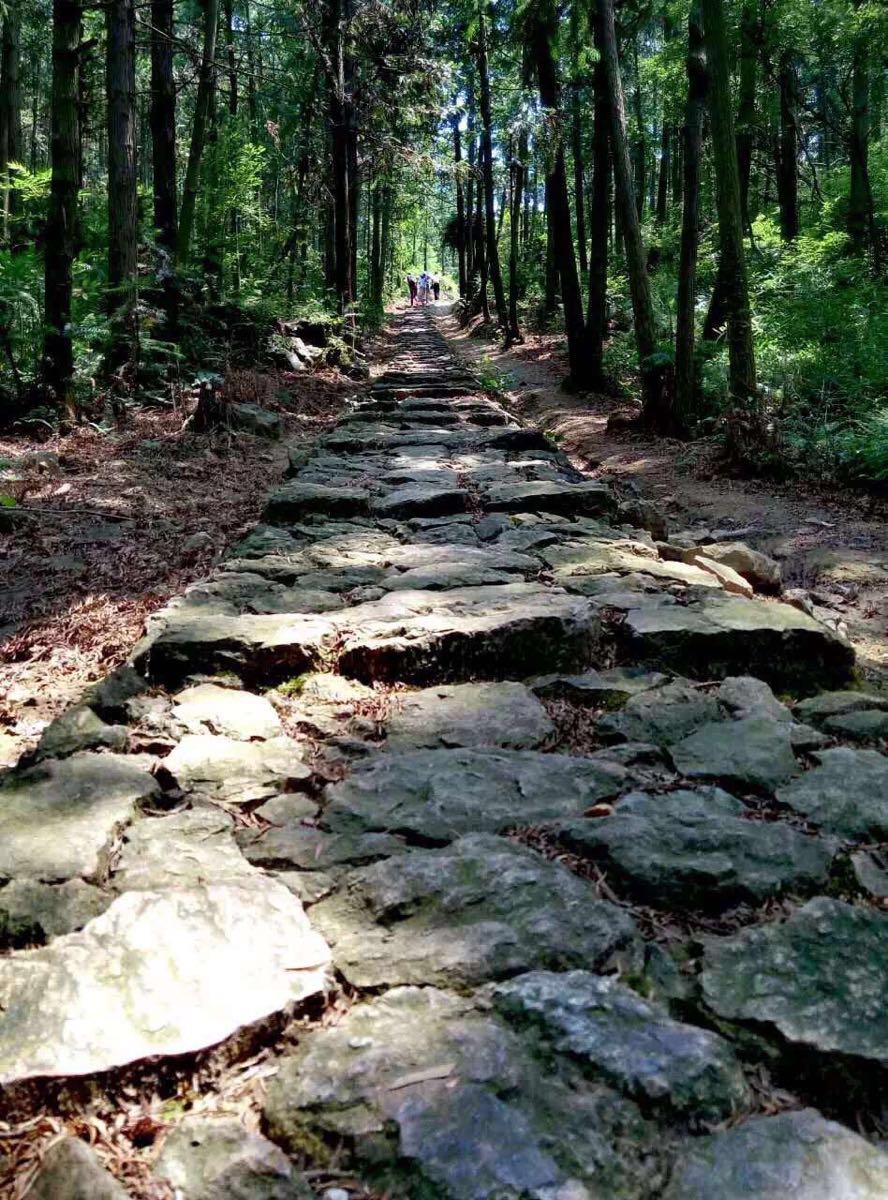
left=6, top=309, right=888, bottom=1196
left=441, top=308, right=888, bottom=685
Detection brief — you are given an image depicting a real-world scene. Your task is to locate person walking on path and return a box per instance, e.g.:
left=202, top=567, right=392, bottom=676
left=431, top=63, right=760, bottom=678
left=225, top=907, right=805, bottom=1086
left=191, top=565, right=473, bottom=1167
left=407, top=273, right=418, bottom=306
left=432, top=274, right=441, bottom=301
left=418, top=272, right=431, bottom=305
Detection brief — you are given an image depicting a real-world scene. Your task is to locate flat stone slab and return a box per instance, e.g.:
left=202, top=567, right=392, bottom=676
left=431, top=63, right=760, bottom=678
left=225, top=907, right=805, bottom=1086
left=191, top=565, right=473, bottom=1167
left=112, top=806, right=247, bottom=891
left=597, top=682, right=722, bottom=747
left=483, top=479, right=616, bottom=517
left=34, top=704, right=128, bottom=759
left=795, top=690, right=888, bottom=725
left=154, top=1116, right=311, bottom=1199
left=702, top=897, right=888, bottom=1070
left=0, top=876, right=330, bottom=1085
left=488, top=969, right=750, bottom=1123
left=614, top=592, right=854, bottom=691
left=334, top=583, right=601, bottom=684
left=0, top=753, right=159, bottom=882
left=776, top=747, right=888, bottom=839
left=324, top=747, right=629, bottom=843
left=310, top=833, right=640, bottom=988
left=528, top=666, right=668, bottom=706
left=263, top=481, right=370, bottom=523
left=171, top=683, right=282, bottom=739
left=370, top=483, right=469, bottom=519
left=0, top=878, right=111, bottom=948
left=554, top=788, right=836, bottom=910
left=29, top=1136, right=130, bottom=1200
left=663, top=1108, right=888, bottom=1199
left=669, top=716, right=801, bottom=793
left=381, top=682, right=554, bottom=751
left=159, top=733, right=311, bottom=802
left=264, top=986, right=663, bottom=1200
left=134, top=610, right=332, bottom=687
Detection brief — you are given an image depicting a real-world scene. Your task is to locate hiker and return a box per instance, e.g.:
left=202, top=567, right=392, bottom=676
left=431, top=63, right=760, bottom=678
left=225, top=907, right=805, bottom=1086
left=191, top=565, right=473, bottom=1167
left=407, top=273, right=417, bottom=306
left=418, top=272, right=431, bottom=305
left=432, top=274, right=441, bottom=301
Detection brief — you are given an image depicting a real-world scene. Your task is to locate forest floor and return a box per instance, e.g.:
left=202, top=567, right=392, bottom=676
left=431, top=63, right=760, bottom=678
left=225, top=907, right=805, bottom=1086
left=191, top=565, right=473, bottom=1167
left=0, top=366, right=353, bottom=767
left=438, top=303, right=888, bottom=686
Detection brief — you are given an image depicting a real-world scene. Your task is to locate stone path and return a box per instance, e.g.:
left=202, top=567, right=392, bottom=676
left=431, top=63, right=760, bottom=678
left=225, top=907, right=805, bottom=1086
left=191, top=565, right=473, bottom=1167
left=5, top=308, right=888, bottom=1198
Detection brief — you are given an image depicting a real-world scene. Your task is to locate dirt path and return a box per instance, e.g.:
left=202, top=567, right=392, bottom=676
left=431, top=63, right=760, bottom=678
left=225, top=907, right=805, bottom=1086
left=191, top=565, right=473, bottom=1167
left=438, top=306, right=888, bottom=683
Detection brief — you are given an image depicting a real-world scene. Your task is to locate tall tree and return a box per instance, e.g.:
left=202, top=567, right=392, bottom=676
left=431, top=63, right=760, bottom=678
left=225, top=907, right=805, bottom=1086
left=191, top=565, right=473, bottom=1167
left=701, top=0, right=760, bottom=456
left=106, top=0, right=138, bottom=385
left=477, top=0, right=512, bottom=338
left=150, top=0, right=177, bottom=261
left=42, top=0, right=81, bottom=423
left=674, top=1, right=708, bottom=432
left=776, top=49, right=799, bottom=241
left=585, top=24, right=610, bottom=388
left=526, top=0, right=591, bottom=385
left=178, top=0, right=220, bottom=265
left=452, top=109, right=468, bottom=297
left=0, top=8, right=21, bottom=244
left=848, top=0, right=879, bottom=265
left=597, top=0, right=667, bottom=425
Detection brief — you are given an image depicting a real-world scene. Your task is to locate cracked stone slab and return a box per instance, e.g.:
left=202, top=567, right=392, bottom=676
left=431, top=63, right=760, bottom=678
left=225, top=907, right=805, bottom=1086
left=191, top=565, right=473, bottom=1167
left=310, top=833, right=641, bottom=988
left=702, top=897, right=888, bottom=1074
left=486, top=969, right=750, bottom=1123
left=0, top=876, right=330, bottom=1085
left=264, top=986, right=664, bottom=1200
left=380, top=682, right=554, bottom=751
left=171, top=683, right=283, bottom=739
left=159, top=734, right=312, bottom=802
left=323, top=747, right=629, bottom=843
left=0, top=753, right=160, bottom=883
left=775, top=747, right=888, bottom=839
left=664, top=1109, right=888, bottom=1199
left=553, top=788, right=836, bottom=910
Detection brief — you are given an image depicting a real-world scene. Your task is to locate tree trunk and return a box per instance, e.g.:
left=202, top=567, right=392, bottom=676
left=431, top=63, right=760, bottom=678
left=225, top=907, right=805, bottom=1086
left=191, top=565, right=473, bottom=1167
left=736, top=0, right=756, bottom=228
left=508, top=129, right=526, bottom=342
left=530, top=8, right=591, bottom=385
left=655, top=121, right=670, bottom=224
left=586, top=22, right=610, bottom=388
left=43, top=0, right=81, bottom=423
left=106, top=0, right=138, bottom=387
left=150, top=0, right=177, bottom=260
left=597, top=0, right=666, bottom=424
left=848, top=0, right=878, bottom=265
left=701, top=0, right=760, bottom=457
left=0, top=11, right=21, bottom=244
left=674, top=2, right=707, bottom=433
left=543, top=175, right=559, bottom=318
left=631, top=36, right=645, bottom=219
left=477, top=0, right=511, bottom=337
left=453, top=112, right=467, bottom=298
left=224, top=0, right=238, bottom=115
left=777, top=50, right=799, bottom=241
left=178, top=0, right=220, bottom=265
